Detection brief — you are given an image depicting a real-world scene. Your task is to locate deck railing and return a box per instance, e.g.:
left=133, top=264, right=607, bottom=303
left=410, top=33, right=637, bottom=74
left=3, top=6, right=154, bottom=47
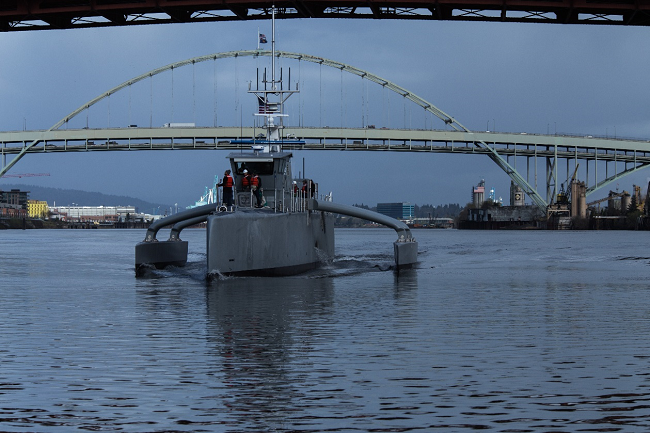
left=229, top=180, right=331, bottom=213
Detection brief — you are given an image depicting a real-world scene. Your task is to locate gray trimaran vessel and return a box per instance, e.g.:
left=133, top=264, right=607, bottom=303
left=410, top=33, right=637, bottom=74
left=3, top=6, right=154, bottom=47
left=134, top=8, right=417, bottom=277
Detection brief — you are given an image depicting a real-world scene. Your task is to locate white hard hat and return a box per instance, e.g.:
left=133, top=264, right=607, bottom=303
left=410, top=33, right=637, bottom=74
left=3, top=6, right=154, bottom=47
left=243, top=169, right=248, bottom=174
left=292, top=181, right=297, bottom=184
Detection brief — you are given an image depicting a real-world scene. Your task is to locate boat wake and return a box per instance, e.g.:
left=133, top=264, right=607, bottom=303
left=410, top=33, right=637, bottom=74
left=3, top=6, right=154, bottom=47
left=300, top=253, right=395, bottom=279
left=136, top=252, right=395, bottom=281
left=135, top=252, right=211, bottom=282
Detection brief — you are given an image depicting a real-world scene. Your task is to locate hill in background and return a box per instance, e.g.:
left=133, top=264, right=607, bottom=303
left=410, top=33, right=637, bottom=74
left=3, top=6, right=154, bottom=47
left=1, top=183, right=173, bottom=214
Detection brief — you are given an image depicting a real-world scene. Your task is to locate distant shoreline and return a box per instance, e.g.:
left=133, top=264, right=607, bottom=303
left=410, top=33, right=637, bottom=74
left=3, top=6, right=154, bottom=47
left=0, top=218, right=150, bottom=230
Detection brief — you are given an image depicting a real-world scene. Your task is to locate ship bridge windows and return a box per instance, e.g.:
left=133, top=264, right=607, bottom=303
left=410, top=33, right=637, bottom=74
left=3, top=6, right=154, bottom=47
left=233, top=161, right=274, bottom=176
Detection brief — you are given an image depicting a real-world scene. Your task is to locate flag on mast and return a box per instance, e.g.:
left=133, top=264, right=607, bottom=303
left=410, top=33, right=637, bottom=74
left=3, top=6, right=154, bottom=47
left=257, top=96, right=269, bottom=113
left=259, top=33, right=268, bottom=44
left=257, top=96, right=278, bottom=113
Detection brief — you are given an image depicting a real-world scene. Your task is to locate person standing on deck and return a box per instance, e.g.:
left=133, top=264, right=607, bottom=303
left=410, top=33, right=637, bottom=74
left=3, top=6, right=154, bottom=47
left=242, top=169, right=251, bottom=190
left=251, top=173, right=264, bottom=207
left=217, top=170, right=234, bottom=210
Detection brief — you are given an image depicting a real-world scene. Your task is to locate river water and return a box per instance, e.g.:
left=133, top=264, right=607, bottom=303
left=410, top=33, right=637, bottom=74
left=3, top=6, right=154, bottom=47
left=1, top=228, right=649, bottom=432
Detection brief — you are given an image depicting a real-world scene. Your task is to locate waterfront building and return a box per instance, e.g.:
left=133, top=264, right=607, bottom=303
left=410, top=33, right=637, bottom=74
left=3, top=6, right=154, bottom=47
left=0, top=189, right=29, bottom=208
left=27, top=200, right=49, bottom=218
left=49, top=205, right=162, bottom=223
left=0, top=189, right=29, bottom=218
left=377, top=202, right=415, bottom=220
left=0, top=203, right=26, bottom=218
left=50, top=205, right=136, bottom=223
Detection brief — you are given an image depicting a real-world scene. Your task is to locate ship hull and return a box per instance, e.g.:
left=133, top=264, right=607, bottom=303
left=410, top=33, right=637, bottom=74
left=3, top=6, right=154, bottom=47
left=206, top=209, right=335, bottom=277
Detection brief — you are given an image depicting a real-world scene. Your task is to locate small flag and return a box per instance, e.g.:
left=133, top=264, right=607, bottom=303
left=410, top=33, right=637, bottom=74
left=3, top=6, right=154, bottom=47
left=259, top=33, right=267, bottom=44
left=257, top=96, right=269, bottom=113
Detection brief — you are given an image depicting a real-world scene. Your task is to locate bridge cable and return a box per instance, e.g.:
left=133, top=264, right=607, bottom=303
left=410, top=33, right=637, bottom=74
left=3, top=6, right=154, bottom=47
left=386, top=85, right=390, bottom=128
left=149, top=74, right=153, bottom=128
left=299, top=58, right=303, bottom=127
left=381, top=84, right=385, bottom=127
left=235, top=56, right=239, bottom=126
left=361, top=76, right=365, bottom=128
left=193, top=61, right=196, bottom=126
left=128, top=83, right=132, bottom=127
left=340, top=68, right=342, bottom=129
left=319, top=62, right=323, bottom=128
left=213, top=57, right=217, bottom=127
left=365, top=77, right=369, bottom=129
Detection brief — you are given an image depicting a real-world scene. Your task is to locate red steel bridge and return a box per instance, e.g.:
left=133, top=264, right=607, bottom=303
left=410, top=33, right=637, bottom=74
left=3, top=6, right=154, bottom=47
left=2, top=0, right=650, bottom=31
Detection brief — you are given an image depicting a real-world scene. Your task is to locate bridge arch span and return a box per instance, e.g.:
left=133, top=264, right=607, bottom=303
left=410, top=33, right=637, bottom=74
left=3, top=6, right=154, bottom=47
left=53, top=50, right=463, bottom=132
left=3, top=50, right=546, bottom=209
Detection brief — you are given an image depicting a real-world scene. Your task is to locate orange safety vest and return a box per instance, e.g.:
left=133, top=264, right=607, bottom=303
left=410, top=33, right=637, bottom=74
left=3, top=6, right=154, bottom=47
left=251, top=175, right=260, bottom=187
left=242, top=175, right=250, bottom=187
left=223, top=174, right=233, bottom=188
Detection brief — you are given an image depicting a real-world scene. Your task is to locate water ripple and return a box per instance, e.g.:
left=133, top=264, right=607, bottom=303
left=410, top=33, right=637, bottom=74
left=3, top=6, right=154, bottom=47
left=1, top=230, right=650, bottom=431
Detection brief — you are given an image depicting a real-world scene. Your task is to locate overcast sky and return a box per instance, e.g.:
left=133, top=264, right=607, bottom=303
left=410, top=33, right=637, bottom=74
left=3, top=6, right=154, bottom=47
left=1, top=18, right=649, bottom=208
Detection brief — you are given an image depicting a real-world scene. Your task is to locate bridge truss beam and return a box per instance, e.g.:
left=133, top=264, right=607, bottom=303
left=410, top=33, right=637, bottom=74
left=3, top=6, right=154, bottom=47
left=1, top=0, right=650, bottom=31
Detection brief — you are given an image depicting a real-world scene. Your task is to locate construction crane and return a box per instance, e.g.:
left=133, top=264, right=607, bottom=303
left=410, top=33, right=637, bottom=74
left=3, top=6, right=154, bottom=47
left=587, top=193, right=623, bottom=207
left=556, top=164, right=579, bottom=204
left=587, top=191, right=625, bottom=212
left=1, top=173, right=50, bottom=178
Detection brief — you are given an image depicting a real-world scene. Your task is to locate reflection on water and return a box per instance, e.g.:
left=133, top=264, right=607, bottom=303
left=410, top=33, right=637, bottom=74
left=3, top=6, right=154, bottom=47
left=206, top=277, right=334, bottom=430
left=1, top=229, right=650, bottom=432
left=394, top=268, right=419, bottom=294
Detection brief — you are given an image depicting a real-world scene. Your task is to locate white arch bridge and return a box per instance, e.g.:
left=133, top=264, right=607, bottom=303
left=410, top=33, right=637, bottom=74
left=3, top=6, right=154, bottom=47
left=2, top=50, right=649, bottom=212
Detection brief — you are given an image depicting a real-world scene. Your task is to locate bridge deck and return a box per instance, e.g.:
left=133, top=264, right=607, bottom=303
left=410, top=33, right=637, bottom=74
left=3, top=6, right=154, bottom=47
left=2, top=127, right=649, bottom=165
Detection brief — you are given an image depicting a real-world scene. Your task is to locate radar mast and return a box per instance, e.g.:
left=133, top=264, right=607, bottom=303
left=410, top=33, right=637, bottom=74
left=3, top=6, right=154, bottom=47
left=248, top=5, right=298, bottom=150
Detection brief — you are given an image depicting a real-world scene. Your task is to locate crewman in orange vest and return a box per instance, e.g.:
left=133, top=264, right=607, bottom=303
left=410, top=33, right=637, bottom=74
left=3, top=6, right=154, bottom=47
left=251, top=173, right=263, bottom=207
left=242, top=169, right=251, bottom=189
left=250, top=174, right=260, bottom=189
left=217, top=169, right=234, bottom=209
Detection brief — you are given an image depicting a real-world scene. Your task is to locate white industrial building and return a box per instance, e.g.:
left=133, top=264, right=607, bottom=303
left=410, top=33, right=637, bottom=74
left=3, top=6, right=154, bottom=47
left=49, top=205, right=160, bottom=223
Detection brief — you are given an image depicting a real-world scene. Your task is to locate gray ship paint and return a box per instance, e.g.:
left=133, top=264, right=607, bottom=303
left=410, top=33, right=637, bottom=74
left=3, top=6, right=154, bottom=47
left=206, top=209, right=335, bottom=276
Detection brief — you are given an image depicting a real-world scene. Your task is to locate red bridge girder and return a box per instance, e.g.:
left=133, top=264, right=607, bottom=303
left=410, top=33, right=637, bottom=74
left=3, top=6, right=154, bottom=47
left=1, top=0, right=650, bottom=31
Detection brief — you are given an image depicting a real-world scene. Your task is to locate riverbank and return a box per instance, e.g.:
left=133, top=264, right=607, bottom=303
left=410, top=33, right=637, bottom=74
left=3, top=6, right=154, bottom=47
left=0, top=218, right=151, bottom=229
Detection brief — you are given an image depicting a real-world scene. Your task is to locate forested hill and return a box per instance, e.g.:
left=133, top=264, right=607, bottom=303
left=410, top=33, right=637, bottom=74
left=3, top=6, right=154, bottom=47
left=1, top=184, right=172, bottom=213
